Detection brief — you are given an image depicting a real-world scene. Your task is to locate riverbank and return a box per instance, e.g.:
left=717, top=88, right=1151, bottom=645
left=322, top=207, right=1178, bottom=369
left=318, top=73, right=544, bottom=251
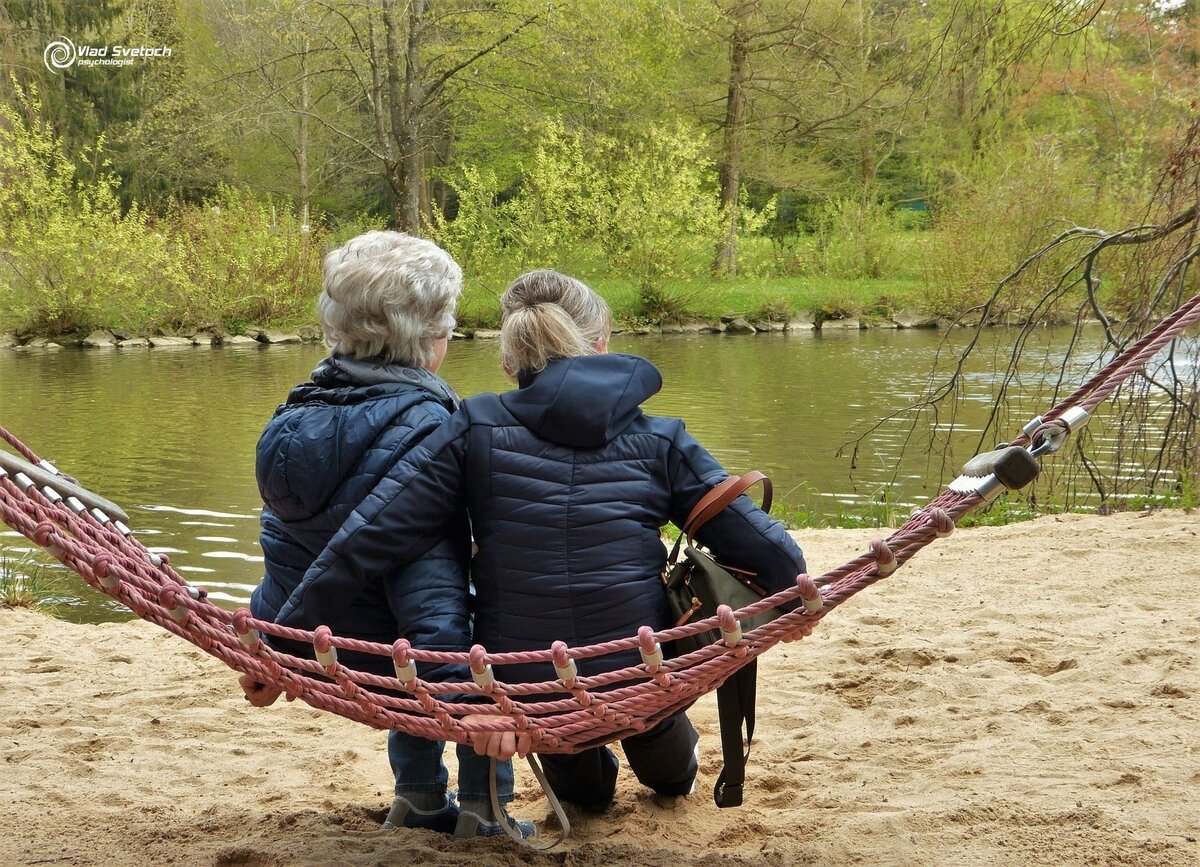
left=0, top=305, right=999, bottom=350
left=0, top=304, right=938, bottom=350
left=0, top=269, right=981, bottom=346
left=2, top=512, right=1196, bottom=866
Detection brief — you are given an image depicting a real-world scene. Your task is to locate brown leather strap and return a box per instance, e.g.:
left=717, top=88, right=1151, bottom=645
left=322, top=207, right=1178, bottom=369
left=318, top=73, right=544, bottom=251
left=685, top=471, right=772, bottom=535
left=670, top=471, right=773, bottom=560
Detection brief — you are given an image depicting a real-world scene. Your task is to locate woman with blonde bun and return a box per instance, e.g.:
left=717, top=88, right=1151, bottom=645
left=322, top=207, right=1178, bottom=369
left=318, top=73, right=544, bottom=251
left=278, top=269, right=806, bottom=810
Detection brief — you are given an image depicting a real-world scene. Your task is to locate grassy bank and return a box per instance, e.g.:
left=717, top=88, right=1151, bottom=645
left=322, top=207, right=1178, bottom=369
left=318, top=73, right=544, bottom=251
left=456, top=272, right=927, bottom=331
left=0, top=270, right=929, bottom=342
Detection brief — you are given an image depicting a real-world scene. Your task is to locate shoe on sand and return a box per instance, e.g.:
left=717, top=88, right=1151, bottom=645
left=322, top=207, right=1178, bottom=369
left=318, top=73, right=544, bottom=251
left=382, top=792, right=460, bottom=834
left=453, top=809, right=536, bottom=840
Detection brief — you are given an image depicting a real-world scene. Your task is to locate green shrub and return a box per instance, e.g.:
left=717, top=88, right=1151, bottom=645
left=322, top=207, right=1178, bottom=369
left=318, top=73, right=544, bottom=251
left=924, top=137, right=1135, bottom=320
left=0, top=81, right=325, bottom=336
left=173, top=186, right=326, bottom=330
left=0, top=82, right=188, bottom=335
left=436, top=119, right=773, bottom=320
left=813, top=197, right=908, bottom=280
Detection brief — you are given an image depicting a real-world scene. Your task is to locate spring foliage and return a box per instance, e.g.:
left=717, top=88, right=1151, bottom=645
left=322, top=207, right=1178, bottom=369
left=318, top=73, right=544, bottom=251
left=435, top=120, right=772, bottom=317
left=0, top=82, right=324, bottom=336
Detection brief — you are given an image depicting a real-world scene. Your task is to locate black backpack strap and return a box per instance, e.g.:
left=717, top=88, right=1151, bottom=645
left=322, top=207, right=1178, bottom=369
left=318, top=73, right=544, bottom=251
left=712, top=658, right=757, bottom=808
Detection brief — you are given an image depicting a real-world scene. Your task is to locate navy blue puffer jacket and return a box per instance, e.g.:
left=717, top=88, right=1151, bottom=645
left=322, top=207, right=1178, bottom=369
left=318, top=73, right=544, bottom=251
left=251, top=356, right=471, bottom=680
left=277, top=354, right=805, bottom=684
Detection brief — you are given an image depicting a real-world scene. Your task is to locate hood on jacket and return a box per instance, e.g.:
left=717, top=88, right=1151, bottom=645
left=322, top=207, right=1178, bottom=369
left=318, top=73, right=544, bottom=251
left=257, top=358, right=456, bottom=522
left=500, top=353, right=662, bottom=448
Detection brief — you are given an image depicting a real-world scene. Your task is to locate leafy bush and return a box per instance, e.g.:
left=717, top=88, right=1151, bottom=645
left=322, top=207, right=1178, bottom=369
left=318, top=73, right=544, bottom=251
left=430, top=166, right=514, bottom=278
left=813, top=197, right=907, bottom=280
left=173, top=186, right=326, bottom=330
left=924, top=136, right=1135, bottom=320
left=603, top=121, right=724, bottom=309
left=437, top=119, right=771, bottom=320
left=0, top=82, right=188, bottom=335
left=0, top=82, right=326, bottom=336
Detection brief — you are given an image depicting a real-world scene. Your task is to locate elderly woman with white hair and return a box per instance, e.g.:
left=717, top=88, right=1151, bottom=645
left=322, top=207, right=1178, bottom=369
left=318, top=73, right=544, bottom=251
left=240, top=230, right=531, bottom=839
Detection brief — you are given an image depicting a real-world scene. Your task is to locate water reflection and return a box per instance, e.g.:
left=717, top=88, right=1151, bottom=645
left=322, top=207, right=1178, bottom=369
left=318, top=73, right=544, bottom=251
left=0, top=327, right=1189, bottom=622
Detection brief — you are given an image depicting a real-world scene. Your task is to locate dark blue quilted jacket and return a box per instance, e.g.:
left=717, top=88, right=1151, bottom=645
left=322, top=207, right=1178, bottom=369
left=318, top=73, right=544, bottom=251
left=278, top=354, right=805, bottom=684
left=251, top=357, right=471, bottom=681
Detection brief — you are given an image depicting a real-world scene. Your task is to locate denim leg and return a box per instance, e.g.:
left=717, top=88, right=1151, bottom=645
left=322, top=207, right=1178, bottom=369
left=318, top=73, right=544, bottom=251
left=387, top=730, right=450, bottom=795
left=455, top=742, right=514, bottom=805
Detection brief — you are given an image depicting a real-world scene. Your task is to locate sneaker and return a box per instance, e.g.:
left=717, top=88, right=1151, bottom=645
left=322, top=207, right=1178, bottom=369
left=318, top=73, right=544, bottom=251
left=453, top=808, right=537, bottom=840
left=382, top=792, right=460, bottom=834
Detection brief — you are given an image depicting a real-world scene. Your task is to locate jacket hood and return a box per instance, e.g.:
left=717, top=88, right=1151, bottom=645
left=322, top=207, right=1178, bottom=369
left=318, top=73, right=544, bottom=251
left=292, top=354, right=459, bottom=406
left=500, top=353, right=662, bottom=448
left=257, top=359, right=456, bottom=522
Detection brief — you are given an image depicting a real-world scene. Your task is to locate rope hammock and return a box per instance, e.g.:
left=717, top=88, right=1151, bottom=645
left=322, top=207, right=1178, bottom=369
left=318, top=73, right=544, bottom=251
left=2, top=291, right=1198, bottom=761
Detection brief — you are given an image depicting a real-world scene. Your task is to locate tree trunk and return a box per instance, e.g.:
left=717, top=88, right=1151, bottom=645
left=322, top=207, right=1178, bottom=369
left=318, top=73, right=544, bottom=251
left=713, top=1, right=753, bottom=277
left=381, top=0, right=417, bottom=230
left=397, top=0, right=426, bottom=234
left=365, top=16, right=403, bottom=228
left=297, top=36, right=310, bottom=225
left=856, top=0, right=876, bottom=189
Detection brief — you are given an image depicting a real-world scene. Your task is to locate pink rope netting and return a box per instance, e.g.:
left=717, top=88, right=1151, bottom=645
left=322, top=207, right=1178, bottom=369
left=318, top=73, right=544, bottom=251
left=2, top=289, right=1198, bottom=754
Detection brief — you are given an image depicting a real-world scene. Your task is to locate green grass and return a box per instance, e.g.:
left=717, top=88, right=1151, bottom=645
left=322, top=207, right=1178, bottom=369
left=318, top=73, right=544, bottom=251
left=451, top=230, right=933, bottom=329
left=0, top=550, right=57, bottom=611
left=956, top=497, right=1048, bottom=528
left=769, top=482, right=1197, bottom=532
left=1, top=224, right=938, bottom=336
left=457, top=272, right=925, bottom=330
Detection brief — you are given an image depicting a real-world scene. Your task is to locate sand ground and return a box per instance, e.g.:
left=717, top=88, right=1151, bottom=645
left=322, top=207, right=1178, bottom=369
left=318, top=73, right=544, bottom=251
left=2, top=511, right=1197, bottom=866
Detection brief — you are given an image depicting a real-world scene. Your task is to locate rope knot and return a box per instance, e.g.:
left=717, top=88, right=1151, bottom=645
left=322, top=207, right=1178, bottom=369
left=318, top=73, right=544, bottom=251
left=869, top=539, right=896, bottom=575
left=391, top=638, right=411, bottom=666
left=637, top=626, right=663, bottom=670
left=717, top=605, right=742, bottom=646
left=469, top=644, right=495, bottom=690
left=157, top=586, right=188, bottom=623
left=91, top=552, right=119, bottom=590
left=391, top=639, right=417, bottom=686
left=795, top=573, right=824, bottom=613
left=468, top=644, right=488, bottom=675
left=928, top=507, right=954, bottom=537
left=32, top=520, right=56, bottom=547
left=232, top=608, right=259, bottom=647
left=551, top=640, right=577, bottom=684
left=313, top=625, right=337, bottom=669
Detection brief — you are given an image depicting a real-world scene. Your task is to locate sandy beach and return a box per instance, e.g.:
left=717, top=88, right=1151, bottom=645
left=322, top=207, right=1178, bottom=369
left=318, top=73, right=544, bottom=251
left=2, top=510, right=1197, bottom=866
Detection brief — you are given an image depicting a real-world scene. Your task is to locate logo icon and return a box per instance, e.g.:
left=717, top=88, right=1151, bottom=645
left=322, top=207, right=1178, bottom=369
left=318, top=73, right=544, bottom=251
left=43, top=37, right=76, bottom=73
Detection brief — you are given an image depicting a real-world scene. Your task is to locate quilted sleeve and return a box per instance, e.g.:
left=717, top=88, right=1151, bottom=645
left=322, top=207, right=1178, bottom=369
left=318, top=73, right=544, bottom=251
left=665, top=420, right=806, bottom=605
left=276, top=408, right=472, bottom=630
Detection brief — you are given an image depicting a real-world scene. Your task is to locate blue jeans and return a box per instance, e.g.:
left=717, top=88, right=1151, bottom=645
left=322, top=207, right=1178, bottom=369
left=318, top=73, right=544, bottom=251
left=387, top=730, right=514, bottom=805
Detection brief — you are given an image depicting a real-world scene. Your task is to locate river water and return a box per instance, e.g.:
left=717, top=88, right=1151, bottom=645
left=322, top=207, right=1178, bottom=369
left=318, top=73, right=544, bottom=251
left=0, top=326, right=1187, bottom=622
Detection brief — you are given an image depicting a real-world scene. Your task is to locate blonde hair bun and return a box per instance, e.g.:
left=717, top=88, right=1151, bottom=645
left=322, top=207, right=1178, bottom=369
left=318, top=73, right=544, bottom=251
left=499, top=271, right=613, bottom=374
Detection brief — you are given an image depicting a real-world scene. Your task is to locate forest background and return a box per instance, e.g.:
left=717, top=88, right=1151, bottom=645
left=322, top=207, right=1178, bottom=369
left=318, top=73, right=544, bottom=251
left=0, top=0, right=1196, bottom=337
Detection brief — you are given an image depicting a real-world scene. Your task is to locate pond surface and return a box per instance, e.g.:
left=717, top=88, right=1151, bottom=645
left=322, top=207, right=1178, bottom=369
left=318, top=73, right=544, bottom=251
left=0, top=326, right=1186, bottom=622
